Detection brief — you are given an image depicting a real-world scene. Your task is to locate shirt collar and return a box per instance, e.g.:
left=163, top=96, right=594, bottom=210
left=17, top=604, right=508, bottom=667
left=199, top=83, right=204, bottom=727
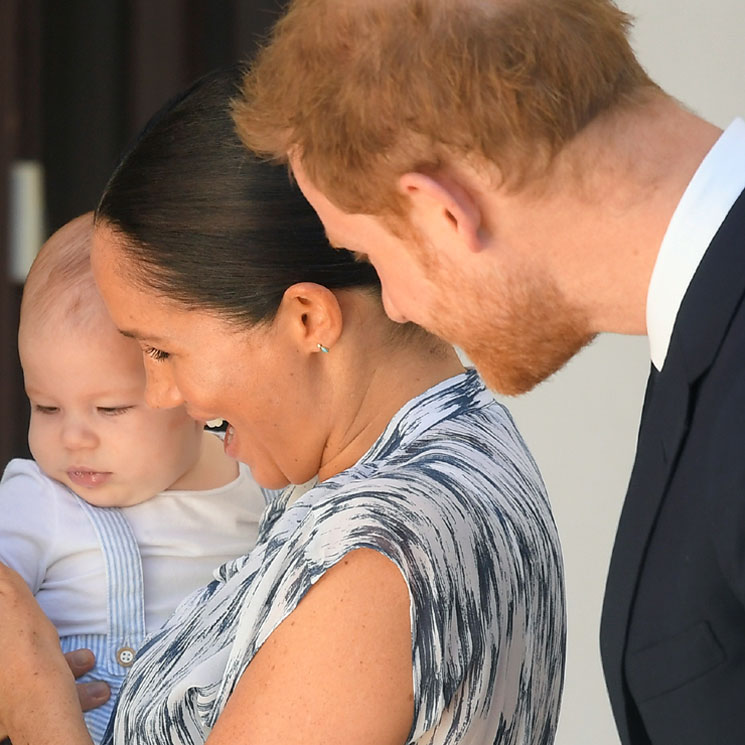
left=356, top=368, right=489, bottom=465
left=646, top=117, right=745, bottom=370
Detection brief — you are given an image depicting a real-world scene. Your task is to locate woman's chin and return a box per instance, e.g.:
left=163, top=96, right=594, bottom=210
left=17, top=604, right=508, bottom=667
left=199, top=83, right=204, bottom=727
left=223, top=427, right=287, bottom=489
left=252, top=467, right=291, bottom=491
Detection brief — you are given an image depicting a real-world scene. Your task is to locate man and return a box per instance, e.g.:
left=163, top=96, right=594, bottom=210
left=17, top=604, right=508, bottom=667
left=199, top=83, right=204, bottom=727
left=235, top=1, right=745, bottom=744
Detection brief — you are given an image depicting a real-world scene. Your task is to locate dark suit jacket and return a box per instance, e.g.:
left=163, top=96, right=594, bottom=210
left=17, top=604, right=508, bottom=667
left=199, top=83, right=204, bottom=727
left=600, top=187, right=745, bottom=745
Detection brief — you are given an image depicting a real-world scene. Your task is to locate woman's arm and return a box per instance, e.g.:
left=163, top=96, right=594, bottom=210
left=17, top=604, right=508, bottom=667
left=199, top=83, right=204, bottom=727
left=0, top=562, right=94, bottom=745
left=206, top=548, right=415, bottom=745
left=0, top=650, right=109, bottom=742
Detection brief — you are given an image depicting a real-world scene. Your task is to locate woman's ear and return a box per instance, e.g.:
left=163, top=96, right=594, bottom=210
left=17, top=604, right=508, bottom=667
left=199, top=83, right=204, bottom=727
left=277, top=282, right=343, bottom=354
left=397, top=172, right=485, bottom=254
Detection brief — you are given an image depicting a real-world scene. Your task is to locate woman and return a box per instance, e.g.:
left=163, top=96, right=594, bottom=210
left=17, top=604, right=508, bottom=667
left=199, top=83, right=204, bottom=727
left=0, top=67, right=565, bottom=745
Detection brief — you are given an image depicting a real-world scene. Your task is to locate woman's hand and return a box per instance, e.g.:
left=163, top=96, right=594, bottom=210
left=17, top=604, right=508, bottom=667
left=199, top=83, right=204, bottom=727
left=65, top=649, right=111, bottom=711
left=0, top=562, right=94, bottom=744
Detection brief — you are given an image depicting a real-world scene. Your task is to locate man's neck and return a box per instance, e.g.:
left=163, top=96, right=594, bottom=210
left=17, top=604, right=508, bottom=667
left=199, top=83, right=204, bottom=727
left=481, top=95, right=723, bottom=336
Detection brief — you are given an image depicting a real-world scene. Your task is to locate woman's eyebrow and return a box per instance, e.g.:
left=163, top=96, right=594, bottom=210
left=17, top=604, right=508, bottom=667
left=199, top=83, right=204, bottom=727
left=118, top=327, right=167, bottom=344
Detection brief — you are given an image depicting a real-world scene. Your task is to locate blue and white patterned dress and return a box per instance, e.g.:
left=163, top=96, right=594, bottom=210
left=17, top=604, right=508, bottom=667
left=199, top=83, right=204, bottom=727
left=105, top=370, right=565, bottom=744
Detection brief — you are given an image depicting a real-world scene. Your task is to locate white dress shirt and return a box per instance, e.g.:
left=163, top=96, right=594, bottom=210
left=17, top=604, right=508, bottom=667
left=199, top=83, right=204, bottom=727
left=646, top=117, right=745, bottom=370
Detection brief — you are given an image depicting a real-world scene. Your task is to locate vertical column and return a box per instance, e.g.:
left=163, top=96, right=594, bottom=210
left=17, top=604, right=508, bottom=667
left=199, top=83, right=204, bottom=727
left=0, top=0, right=18, bottom=465
left=0, top=0, right=41, bottom=464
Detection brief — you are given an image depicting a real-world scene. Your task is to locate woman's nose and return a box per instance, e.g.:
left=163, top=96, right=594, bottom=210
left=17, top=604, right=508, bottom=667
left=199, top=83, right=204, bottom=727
left=61, top=416, right=99, bottom=451
left=143, top=361, right=185, bottom=409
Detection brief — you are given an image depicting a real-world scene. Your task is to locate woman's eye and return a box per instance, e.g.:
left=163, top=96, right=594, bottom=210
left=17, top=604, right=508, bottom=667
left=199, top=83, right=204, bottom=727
left=144, top=345, right=170, bottom=361
left=33, top=405, right=59, bottom=415
left=97, top=406, right=134, bottom=416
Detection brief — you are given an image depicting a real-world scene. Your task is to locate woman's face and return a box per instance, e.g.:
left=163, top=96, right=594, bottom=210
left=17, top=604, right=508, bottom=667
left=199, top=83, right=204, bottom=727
left=91, top=225, right=329, bottom=489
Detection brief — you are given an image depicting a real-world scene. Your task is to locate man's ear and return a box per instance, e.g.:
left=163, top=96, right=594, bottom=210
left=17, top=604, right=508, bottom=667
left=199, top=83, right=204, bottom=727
left=277, top=282, right=343, bottom=354
left=397, top=172, right=485, bottom=253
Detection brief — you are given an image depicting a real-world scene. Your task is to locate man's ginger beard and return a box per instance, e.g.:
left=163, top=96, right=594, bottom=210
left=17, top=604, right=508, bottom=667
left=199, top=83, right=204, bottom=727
left=410, top=236, right=596, bottom=396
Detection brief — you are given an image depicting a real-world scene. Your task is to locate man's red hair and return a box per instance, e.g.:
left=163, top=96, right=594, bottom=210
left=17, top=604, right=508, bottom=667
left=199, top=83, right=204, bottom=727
left=236, top=0, right=657, bottom=216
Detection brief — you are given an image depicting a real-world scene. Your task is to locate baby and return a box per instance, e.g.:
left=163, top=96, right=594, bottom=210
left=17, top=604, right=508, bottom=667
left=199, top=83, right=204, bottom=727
left=0, top=213, right=267, bottom=743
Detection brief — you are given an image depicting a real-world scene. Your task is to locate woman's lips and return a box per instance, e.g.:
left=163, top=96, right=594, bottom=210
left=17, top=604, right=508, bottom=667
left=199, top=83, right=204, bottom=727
left=66, top=469, right=112, bottom=488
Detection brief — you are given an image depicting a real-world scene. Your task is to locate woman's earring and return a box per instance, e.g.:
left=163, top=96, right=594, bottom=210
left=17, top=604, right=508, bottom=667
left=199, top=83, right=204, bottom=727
left=317, top=343, right=330, bottom=354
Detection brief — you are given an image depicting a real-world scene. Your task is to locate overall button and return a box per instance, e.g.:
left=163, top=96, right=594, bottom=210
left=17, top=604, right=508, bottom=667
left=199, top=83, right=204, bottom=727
left=116, top=647, right=136, bottom=667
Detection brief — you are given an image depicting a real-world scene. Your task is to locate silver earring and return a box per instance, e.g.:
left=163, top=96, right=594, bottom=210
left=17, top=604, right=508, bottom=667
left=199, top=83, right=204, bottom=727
left=317, top=343, right=330, bottom=354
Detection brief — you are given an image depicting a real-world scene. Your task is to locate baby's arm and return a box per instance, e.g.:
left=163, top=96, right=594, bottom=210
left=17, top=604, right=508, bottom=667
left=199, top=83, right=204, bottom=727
left=0, top=459, right=56, bottom=590
left=0, top=460, right=111, bottom=738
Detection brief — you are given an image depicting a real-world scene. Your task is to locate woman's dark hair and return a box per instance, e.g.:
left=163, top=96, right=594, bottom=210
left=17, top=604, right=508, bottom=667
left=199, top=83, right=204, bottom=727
left=95, top=65, right=381, bottom=326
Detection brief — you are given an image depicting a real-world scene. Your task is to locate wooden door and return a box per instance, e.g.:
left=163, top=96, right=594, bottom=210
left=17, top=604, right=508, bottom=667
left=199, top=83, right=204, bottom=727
left=0, top=0, right=287, bottom=467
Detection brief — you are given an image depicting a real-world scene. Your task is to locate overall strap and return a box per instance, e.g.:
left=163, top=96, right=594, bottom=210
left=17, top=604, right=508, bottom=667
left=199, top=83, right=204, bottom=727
left=77, top=500, right=147, bottom=675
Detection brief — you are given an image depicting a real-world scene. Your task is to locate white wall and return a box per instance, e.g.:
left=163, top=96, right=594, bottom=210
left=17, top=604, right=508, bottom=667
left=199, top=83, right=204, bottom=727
left=494, top=3, right=745, bottom=743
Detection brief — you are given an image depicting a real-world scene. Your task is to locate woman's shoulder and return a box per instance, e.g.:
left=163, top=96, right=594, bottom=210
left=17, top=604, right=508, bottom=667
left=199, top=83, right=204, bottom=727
left=295, top=455, right=552, bottom=583
left=306, top=395, right=546, bottom=530
left=361, top=369, right=539, bottom=481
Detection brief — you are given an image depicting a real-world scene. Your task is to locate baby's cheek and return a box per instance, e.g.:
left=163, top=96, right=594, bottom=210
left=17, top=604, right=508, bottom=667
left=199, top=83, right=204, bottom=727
left=27, top=419, right=51, bottom=466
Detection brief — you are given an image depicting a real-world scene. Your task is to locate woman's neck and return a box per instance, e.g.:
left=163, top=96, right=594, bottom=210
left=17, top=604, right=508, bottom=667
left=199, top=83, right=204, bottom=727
left=317, top=330, right=465, bottom=482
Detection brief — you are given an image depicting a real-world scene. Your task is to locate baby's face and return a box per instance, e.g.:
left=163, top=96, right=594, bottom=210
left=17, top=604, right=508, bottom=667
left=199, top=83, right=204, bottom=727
left=19, top=316, right=203, bottom=507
